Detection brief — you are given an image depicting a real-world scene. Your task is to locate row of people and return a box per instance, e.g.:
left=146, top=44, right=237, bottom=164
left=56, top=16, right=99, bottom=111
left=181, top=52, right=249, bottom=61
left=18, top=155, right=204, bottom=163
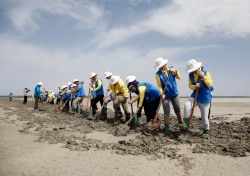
left=34, top=58, right=213, bottom=136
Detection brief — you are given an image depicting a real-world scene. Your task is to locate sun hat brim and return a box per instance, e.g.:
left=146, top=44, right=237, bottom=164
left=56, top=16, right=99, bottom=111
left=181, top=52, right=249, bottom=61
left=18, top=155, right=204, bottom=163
left=154, top=59, right=168, bottom=69
left=186, top=62, right=202, bottom=73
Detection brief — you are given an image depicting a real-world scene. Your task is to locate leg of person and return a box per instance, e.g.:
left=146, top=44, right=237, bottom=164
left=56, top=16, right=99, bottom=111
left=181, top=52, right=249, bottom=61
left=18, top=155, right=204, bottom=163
left=25, top=95, right=28, bottom=104
left=144, top=97, right=160, bottom=123
left=78, top=97, right=84, bottom=113
left=171, top=95, right=184, bottom=125
left=113, top=96, right=123, bottom=119
left=184, top=98, right=194, bottom=127
left=73, top=97, right=81, bottom=112
left=34, top=97, right=39, bottom=110
left=198, top=103, right=210, bottom=136
left=99, top=95, right=104, bottom=106
left=119, top=96, right=130, bottom=121
left=23, top=96, right=25, bottom=104
left=91, top=97, right=98, bottom=116
left=162, top=97, right=171, bottom=133
left=68, top=99, right=74, bottom=114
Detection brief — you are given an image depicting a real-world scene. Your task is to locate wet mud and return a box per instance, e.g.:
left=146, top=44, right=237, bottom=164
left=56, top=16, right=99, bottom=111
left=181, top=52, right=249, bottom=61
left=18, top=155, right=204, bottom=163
left=0, top=99, right=249, bottom=172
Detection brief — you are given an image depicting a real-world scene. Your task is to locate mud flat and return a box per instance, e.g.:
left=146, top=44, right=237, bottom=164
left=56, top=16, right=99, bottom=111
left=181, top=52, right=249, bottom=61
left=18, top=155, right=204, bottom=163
left=0, top=98, right=249, bottom=176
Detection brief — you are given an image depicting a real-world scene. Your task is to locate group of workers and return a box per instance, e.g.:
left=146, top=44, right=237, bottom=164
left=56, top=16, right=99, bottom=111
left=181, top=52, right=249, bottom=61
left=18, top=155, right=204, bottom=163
left=32, top=58, right=214, bottom=137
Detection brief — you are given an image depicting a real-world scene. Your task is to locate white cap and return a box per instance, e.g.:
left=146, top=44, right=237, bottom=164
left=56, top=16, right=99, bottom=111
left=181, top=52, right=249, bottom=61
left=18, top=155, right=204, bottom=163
left=37, top=82, right=43, bottom=86
left=104, top=71, right=112, bottom=78
left=71, top=83, right=77, bottom=87
left=110, top=75, right=120, bottom=85
left=154, top=57, right=168, bottom=69
left=68, top=82, right=72, bottom=86
left=90, top=72, right=97, bottom=78
left=186, top=59, right=202, bottom=73
left=62, top=85, right=67, bottom=89
left=73, top=79, right=79, bottom=83
left=126, top=75, right=136, bottom=85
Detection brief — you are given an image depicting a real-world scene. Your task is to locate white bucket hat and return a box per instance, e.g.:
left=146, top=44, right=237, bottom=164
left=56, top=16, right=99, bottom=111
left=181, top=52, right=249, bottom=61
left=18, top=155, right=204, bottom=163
left=104, top=71, right=112, bottom=78
left=186, top=59, right=202, bottom=73
left=110, top=75, right=120, bottom=85
left=90, top=72, right=97, bottom=79
left=71, top=83, right=77, bottom=87
left=37, top=82, right=43, bottom=86
left=73, top=79, right=79, bottom=83
left=126, top=75, right=136, bottom=85
left=154, top=57, right=168, bottom=69
left=62, top=85, right=67, bottom=89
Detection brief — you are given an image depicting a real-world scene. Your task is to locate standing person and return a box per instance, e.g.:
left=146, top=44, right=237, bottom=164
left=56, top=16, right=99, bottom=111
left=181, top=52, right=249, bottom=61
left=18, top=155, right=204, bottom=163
left=23, top=88, right=30, bottom=104
left=34, top=82, right=43, bottom=110
left=89, top=72, right=105, bottom=116
left=110, top=75, right=130, bottom=121
left=155, top=57, right=185, bottom=134
left=184, top=59, right=213, bottom=137
left=126, top=76, right=160, bottom=125
left=72, top=79, right=85, bottom=113
left=8, top=92, right=13, bottom=102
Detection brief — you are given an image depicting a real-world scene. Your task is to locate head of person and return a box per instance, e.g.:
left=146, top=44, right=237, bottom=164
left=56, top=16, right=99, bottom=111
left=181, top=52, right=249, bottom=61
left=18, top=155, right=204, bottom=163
left=110, top=75, right=120, bottom=85
left=126, top=75, right=139, bottom=94
left=154, top=57, right=168, bottom=71
left=68, top=82, right=72, bottom=87
left=104, top=71, right=112, bottom=80
left=186, top=59, right=202, bottom=73
left=37, top=82, right=43, bottom=87
left=73, top=79, right=79, bottom=85
left=90, top=72, right=98, bottom=82
left=62, top=85, right=67, bottom=90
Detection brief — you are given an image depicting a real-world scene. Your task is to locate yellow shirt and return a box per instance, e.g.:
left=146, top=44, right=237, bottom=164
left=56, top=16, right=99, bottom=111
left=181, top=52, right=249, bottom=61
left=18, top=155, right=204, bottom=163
left=113, top=79, right=129, bottom=98
left=94, top=78, right=102, bottom=92
left=48, top=92, right=55, bottom=98
left=131, top=85, right=147, bottom=108
left=155, top=68, right=181, bottom=95
left=188, top=71, right=213, bottom=90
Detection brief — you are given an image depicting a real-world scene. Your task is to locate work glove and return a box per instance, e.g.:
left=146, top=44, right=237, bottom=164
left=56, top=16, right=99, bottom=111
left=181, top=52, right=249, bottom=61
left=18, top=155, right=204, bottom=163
left=160, top=94, right=165, bottom=100
left=169, top=67, right=176, bottom=73
left=197, top=70, right=205, bottom=78
left=195, top=83, right=201, bottom=88
left=89, top=87, right=94, bottom=92
left=128, top=100, right=133, bottom=105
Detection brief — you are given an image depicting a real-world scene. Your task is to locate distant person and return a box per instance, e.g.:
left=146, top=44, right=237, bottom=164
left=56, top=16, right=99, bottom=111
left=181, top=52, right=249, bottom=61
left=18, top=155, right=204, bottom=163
left=184, top=59, right=214, bottom=137
left=154, top=57, right=185, bottom=134
left=23, top=88, right=30, bottom=104
left=89, top=72, right=104, bottom=116
left=8, top=92, right=13, bottom=102
left=72, top=79, right=85, bottom=113
left=34, top=82, right=43, bottom=110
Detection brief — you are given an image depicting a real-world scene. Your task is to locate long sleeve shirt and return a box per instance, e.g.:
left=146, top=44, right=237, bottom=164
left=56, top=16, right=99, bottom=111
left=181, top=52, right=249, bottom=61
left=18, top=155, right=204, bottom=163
left=93, top=78, right=102, bottom=92
left=155, top=68, right=181, bottom=95
left=113, top=79, right=129, bottom=98
left=188, top=71, right=213, bottom=90
left=131, top=85, right=147, bottom=108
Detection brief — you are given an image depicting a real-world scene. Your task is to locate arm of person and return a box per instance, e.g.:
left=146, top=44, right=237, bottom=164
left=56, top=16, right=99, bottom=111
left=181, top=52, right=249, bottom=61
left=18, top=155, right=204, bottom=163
left=202, top=72, right=213, bottom=87
left=132, top=85, right=146, bottom=108
left=93, top=79, right=102, bottom=91
left=188, top=78, right=196, bottom=90
left=174, top=70, right=181, bottom=79
left=155, top=74, right=164, bottom=95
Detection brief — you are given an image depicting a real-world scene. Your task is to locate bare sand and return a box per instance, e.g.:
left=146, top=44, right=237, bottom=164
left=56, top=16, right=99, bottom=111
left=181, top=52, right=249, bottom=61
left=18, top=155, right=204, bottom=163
left=0, top=97, right=249, bottom=176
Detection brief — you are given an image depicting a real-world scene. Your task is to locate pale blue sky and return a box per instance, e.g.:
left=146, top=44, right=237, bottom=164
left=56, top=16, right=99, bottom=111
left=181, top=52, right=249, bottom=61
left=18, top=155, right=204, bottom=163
left=0, top=0, right=250, bottom=96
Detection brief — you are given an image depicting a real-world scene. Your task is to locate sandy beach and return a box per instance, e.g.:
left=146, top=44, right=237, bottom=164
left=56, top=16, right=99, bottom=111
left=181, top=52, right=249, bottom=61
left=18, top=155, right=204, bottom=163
left=0, top=97, right=249, bottom=176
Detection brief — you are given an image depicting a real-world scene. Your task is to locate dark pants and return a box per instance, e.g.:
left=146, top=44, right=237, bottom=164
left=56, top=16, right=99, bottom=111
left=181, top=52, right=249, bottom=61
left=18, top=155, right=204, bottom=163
left=23, top=96, right=27, bottom=104
left=144, top=96, right=160, bottom=122
left=91, top=95, right=104, bottom=115
left=34, top=96, right=39, bottom=110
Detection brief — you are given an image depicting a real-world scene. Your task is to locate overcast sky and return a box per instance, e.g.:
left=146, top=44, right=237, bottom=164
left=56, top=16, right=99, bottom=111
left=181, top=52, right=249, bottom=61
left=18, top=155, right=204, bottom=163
left=0, top=0, right=250, bottom=96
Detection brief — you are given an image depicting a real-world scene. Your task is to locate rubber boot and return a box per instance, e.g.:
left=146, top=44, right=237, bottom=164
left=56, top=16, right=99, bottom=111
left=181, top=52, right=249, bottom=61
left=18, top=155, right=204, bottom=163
left=184, top=118, right=190, bottom=128
left=202, top=129, right=209, bottom=138
left=115, top=107, right=122, bottom=119
left=136, top=116, right=141, bottom=126
left=164, top=124, right=170, bottom=135
left=100, top=104, right=107, bottom=121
